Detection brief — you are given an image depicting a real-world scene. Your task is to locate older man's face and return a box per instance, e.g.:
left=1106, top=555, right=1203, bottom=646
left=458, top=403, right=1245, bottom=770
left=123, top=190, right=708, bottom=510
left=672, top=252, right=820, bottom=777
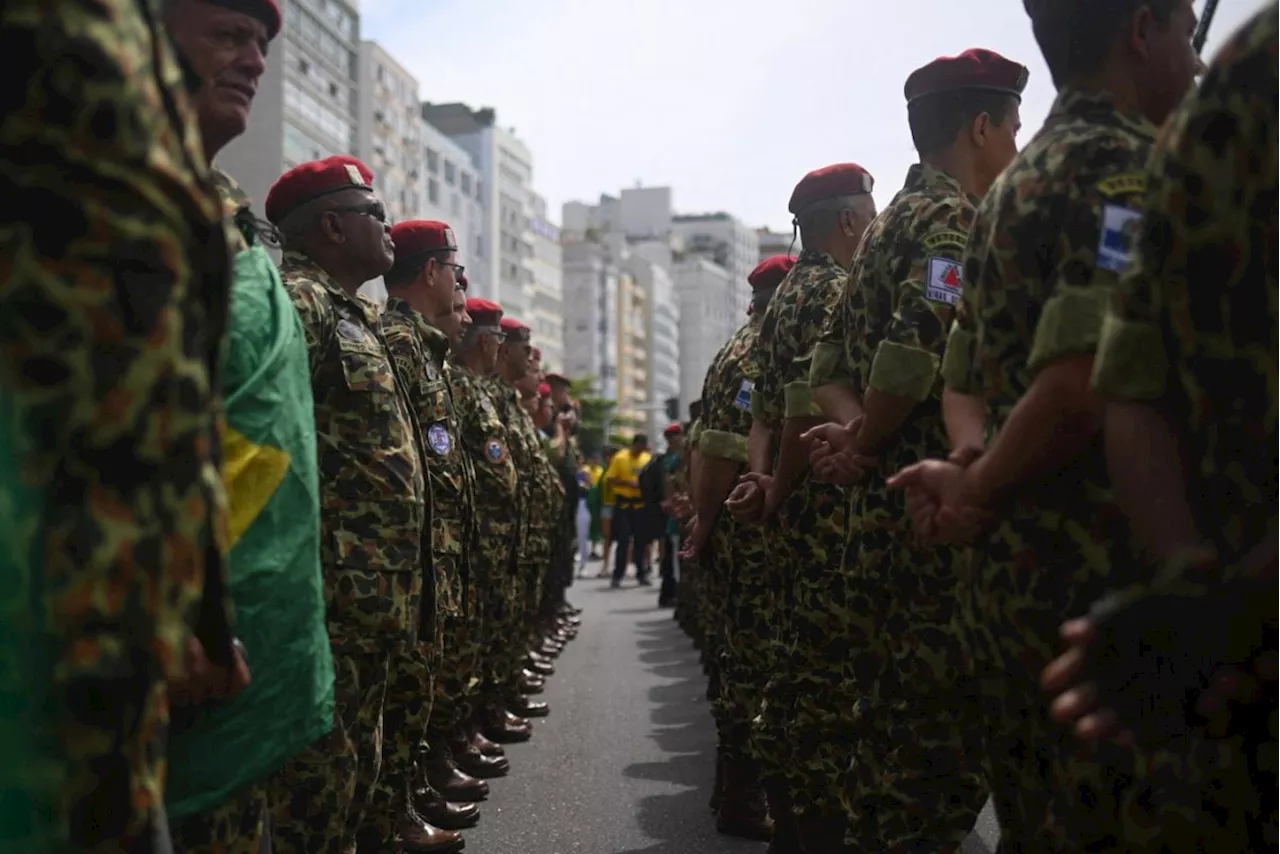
left=167, top=1, right=269, bottom=156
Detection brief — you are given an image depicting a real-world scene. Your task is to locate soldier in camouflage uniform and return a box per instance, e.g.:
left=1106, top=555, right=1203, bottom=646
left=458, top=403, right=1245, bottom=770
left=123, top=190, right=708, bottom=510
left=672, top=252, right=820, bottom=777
left=543, top=373, right=584, bottom=640
left=263, top=156, right=437, bottom=854
left=374, top=219, right=498, bottom=849
left=805, top=50, right=1032, bottom=850
left=1, top=1, right=243, bottom=850
left=1044, top=7, right=1278, bottom=846
left=676, top=402, right=704, bottom=642
left=492, top=319, right=555, bottom=721
left=687, top=256, right=793, bottom=842
left=725, top=164, right=876, bottom=850
left=887, top=1, right=1223, bottom=848
left=449, top=299, right=534, bottom=747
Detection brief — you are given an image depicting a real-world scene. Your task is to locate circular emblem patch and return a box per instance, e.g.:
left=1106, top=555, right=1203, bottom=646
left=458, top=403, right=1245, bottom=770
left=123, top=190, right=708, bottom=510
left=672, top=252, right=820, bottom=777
left=485, top=439, right=506, bottom=462
left=337, top=319, right=367, bottom=342
left=427, top=423, right=452, bottom=455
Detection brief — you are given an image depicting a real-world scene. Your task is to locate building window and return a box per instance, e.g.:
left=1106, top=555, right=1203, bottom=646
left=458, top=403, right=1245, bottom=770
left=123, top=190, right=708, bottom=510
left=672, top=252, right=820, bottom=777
left=444, top=160, right=456, bottom=186
left=298, top=57, right=310, bottom=74
left=426, top=148, right=439, bottom=174
left=460, top=171, right=471, bottom=195
left=450, top=193, right=461, bottom=216
left=376, top=64, right=384, bottom=83
left=427, top=178, right=439, bottom=204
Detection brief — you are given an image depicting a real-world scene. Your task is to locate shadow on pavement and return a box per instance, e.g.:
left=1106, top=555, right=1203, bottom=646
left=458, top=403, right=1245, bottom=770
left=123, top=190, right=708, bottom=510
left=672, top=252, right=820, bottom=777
left=616, top=615, right=766, bottom=854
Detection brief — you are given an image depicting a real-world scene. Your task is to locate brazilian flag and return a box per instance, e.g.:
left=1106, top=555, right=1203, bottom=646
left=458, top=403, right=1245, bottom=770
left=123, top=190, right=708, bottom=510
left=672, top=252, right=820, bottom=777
left=0, top=388, right=63, bottom=852
left=165, top=244, right=335, bottom=819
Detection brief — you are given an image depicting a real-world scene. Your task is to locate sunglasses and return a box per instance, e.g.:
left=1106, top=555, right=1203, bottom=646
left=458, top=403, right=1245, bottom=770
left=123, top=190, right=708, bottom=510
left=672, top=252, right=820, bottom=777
left=329, top=201, right=388, bottom=223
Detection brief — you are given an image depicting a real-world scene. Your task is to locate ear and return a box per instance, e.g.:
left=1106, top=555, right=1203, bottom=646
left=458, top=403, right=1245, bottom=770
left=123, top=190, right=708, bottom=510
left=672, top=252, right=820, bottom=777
left=319, top=211, right=345, bottom=244
left=1128, top=4, right=1155, bottom=61
left=970, top=111, right=991, bottom=149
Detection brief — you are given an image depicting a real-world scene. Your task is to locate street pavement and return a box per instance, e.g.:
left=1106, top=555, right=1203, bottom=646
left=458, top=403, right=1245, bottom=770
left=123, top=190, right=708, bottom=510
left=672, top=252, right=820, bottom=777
left=463, top=568, right=1000, bottom=853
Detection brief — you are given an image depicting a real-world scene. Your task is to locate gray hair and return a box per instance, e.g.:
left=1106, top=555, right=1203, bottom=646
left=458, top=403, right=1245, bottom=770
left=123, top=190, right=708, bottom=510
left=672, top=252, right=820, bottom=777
left=795, top=194, right=874, bottom=242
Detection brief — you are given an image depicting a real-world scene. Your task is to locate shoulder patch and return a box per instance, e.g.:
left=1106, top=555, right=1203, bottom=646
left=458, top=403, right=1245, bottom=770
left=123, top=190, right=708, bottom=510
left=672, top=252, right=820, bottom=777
left=921, top=229, right=968, bottom=251
left=1097, top=173, right=1146, bottom=198
left=337, top=318, right=369, bottom=343
left=734, top=379, right=754, bottom=411
left=1096, top=204, right=1143, bottom=274
left=924, top=257, right=963, bottom=305
left=427, top=423, right=452, bottom=455
left=485, top=438, right=507, bottom=463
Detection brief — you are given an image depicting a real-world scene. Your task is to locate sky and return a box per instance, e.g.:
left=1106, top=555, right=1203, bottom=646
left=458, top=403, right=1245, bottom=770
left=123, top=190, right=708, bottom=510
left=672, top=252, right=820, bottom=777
left=363, top=0, right=1269, bottom=234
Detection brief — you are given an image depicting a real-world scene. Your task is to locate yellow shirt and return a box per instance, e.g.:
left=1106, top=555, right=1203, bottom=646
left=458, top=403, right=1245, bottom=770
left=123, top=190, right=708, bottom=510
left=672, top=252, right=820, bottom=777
left=605, top=449, right=651, bottom=503
left=584, top=464, right=603, bottom=488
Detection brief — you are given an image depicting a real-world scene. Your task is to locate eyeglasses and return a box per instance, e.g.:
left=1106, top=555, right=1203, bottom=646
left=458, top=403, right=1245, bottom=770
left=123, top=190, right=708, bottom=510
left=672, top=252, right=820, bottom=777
left=329, top=201, right=387, bottom=223
left=439, top=260, right=465, bottom=278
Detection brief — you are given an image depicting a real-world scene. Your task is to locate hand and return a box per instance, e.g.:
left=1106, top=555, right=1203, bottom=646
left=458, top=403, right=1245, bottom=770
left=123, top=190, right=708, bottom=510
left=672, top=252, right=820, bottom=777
left=811, top=449, right=878, bottom=485
left=886, top=459, right=992, bottom=543
left=800, top=418, right=861, bottom=456
left=947, top=444, right=984, bottom=468
left=725, top=473, right=774, bottom=524
left=1041, top=618, right=1132, bottom=744
left=171, top=636, right=252, bottom=707
left=681, top=515, right=709, bottom=560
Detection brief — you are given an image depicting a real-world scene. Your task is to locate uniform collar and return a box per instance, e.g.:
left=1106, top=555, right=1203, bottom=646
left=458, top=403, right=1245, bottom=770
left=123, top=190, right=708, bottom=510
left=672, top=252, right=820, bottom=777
left=796, top=247, right=844, bottom=271
left=385, top=297, right=451, bottom=361
left=903, top=162, right=975, bottom=204
left=281, top=250, right=380, bottom=326
left=1048, top=86, right=1158, bottom=142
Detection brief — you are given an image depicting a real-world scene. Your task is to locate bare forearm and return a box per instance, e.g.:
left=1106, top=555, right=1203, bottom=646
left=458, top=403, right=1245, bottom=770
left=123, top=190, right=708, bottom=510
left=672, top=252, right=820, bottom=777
left=813, top=383, right=863, bottom=426
left=748, top=418, right=773, bottom=474
left=1105, top=401, right=1204, bottom=561
left=776, top=416, right=823, bottom=496
left=853, top=388, right=915, bottom=455
left=967, top=359, right=1103, bottom=506
left=943, top=388, right=987, bottom=453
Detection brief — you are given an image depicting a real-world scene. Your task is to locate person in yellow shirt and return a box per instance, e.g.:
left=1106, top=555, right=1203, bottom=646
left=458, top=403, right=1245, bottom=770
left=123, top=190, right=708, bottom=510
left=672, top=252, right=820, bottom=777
left=605, top=435, right=653, bottom=588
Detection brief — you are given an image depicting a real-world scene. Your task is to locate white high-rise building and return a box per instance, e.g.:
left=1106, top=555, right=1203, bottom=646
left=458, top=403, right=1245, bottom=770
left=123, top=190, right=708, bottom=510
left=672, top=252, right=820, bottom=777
left=420, top=104, right=536, bottom=317
left=672, top=213, right=760, bottom=320
left=216, top=0, right=361, bottom=218
left=528, top=192, right=565, bottom=374
left=418, top=121, right=484, bottom=295
left=561, top=241, right=619, bottom=401
left=757, top=226, right=800, bottom=263
left=624, top=254, right=680, bottom=435
left=673, top=258, right=734, bottom=415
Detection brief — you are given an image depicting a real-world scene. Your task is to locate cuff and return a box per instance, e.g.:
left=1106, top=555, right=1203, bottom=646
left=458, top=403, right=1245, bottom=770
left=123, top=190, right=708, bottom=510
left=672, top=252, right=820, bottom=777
left=699, top=429, right=749, bottom=463
left=1090, top=312, right=1168, bottom=401
left=868, top=341, right=939, bottom=402
left=941, top=324, right=975, bottom=393
left=1028, top=285, right=1109, bottom=374
left=784, top=381, right=823, bottom=418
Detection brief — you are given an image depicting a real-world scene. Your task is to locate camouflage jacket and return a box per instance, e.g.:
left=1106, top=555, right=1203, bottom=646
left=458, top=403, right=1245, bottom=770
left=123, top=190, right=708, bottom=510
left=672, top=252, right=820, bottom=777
left=449, top=363, right=519, bottom=568
left=0, top=0, right=237, bottom=846
left=381, top=298, right=474, bottom=614
left=1093, top=4, right=1278, bottom=565
left=489, top=378, right=560, bottom=553
left=813, top=163, right=979, bottom=473
left=699, top=315, right=764, bottom=464
left=751, top=249, right=848, bottom=430
left=940, top=86, right=1158, bottom=652
left=280, top=252, right=428, bottom=644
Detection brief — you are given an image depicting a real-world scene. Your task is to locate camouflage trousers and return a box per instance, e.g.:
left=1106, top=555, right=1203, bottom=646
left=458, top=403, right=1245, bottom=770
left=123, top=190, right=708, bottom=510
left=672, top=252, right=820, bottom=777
left=362, top=638, right=442, bottom=848
left=706, top=521, right=762, bottom=765
left=836, top=495, right=988, bottom=851
left=269, top=642, right=391, bottom=854
left=473, top=542, right=515, bottom=698
left=171, top=781, right=270, bottom=854
left=751, top=478, right=849, bottom=818
left=428, top=599, right=484, bottom=741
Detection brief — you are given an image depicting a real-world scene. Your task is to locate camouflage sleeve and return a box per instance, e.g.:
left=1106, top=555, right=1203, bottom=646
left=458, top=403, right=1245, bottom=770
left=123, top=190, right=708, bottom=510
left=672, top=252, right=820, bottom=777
left=1026, top=158, right=1149, bottom=375
left=286, top=280, right=336, bottom=379
left=783, top=275, right=842, bottom=418
left=809, top=274, right=857, bottom=390
left=749, top=345, right=777, bottom=425
left=942, top=235, right=984, bottom=393
left=1095, top=9, right=1277, bottom=403
left=871, top=223, right=971, bottom=402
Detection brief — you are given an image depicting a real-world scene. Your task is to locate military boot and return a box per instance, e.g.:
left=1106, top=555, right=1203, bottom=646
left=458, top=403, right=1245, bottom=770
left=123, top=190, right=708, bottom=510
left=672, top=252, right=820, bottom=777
left=423, top=741, right=490, bottom=803
left=507, top=692, right=549, bottom=718
left=467, top=716, right=506, bottom=757
left=449, top=729, right=510, bottom=779
left=762, top=777, right=803, bottom=854
left=481, top=704, right=531, bottom=744
left=410, top=774, right=480, bottom=831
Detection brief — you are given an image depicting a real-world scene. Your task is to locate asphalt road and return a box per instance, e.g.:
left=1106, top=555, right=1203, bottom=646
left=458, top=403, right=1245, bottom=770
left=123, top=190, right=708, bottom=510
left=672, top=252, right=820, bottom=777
left=462, top=570, right=1000, bottom=854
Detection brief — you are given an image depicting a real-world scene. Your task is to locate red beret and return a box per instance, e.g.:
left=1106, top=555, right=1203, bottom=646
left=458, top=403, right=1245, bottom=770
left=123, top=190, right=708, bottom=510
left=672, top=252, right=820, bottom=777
left=200, top=0, right=282, bottom=39
left=465, top=297, right=503, bottom=328
left=537, top=382, right=552, bottom=397
left=663, top=423, right=684, bottom=437
left=545, top=372, right=570, bottom=387
left=265, top=155, right=375, bottom=225
left=389, top=220, right=457, bottom=266
left=500, top=316, right=531, bottom=342
left=748, top=255, right=797, bottom=291
left=457, top=273, right=469, bottom=292
left=904, top=49, right=1029, bottom=104
left=788, top=164, right=874, bottom=215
